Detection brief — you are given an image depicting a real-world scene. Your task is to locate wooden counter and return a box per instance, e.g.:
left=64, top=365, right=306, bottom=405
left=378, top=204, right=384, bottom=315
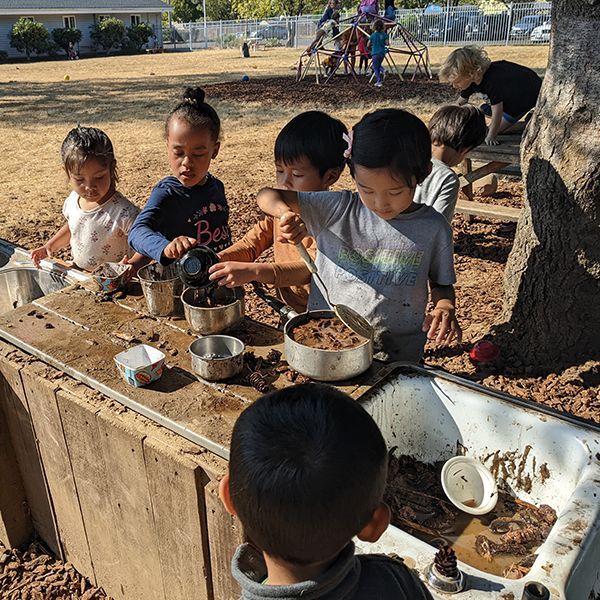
left=0, top=282, right=391, bottom=600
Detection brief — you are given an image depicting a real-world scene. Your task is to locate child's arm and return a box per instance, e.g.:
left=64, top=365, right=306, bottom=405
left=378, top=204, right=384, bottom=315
left=31, top=223, right=71, bottom=268
left=422, top=283, right=462, bottom=344
left=485, top=102, right=503, bottom=145
left=256, top=188, right=307, bottom=245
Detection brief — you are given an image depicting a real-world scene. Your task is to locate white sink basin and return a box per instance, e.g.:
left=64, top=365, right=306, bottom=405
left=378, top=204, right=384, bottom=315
left=357, top=365, right=600, bottom=599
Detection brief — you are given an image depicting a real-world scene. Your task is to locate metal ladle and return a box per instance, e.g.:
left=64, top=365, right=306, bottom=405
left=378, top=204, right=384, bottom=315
left=296, top=244, right=374, bottom=340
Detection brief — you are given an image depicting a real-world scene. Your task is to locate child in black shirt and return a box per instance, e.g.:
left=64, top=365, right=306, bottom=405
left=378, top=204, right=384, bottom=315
left=440, top=45, right=541, bottom=145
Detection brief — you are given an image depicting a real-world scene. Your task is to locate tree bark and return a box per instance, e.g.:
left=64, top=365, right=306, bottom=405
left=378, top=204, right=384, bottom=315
left=499, top=0, right=600, bottom=369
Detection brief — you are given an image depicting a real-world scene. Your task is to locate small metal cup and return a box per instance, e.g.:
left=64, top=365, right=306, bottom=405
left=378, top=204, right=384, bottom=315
left=189, top=335, right=245, bottom=381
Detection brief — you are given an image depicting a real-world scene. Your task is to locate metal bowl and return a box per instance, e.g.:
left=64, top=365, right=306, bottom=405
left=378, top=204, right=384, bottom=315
left=189, top=335, right=245, bottom=381
left=181, top=286, right=244, bottom=335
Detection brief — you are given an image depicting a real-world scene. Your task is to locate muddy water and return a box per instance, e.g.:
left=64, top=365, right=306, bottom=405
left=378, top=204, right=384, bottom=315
left=385, top=455, right=552, bottom=578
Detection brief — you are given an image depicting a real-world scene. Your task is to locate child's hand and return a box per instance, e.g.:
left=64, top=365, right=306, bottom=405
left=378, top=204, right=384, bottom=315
left=209, top=262, right=257, bottom=288
left=485, top=135, right=500, bottom=146
left=163, top=236, right=197, bottom=260
left=278, top=211, right=307, bottom=245
left=422, top=303, right=462, bottom=345
left=31, top=245, right=52, bottom=269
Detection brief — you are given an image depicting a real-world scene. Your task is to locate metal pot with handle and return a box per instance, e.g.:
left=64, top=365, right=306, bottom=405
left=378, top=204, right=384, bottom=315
left=253, top=286, right=373, bottom=382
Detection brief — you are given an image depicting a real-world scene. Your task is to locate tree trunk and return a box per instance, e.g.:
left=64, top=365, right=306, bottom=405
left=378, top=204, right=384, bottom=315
left=499, top=0, right=600, bottom=369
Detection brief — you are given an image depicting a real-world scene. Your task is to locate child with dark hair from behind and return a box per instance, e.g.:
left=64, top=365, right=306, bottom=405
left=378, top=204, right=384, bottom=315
left=208, top=111, right=347, bottom=314
left=128, top=87, right=231, bottom=265
left=414, top=104, right=486, bottom=222
left=258, top=108, right=461, bottom=363
left=219, top=383, right=433, bottom=599
left=369, top=19, right=388, bottom=88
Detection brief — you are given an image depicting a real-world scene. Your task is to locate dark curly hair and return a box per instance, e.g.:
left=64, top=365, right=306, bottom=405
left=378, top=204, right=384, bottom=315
left=165, top=87, right=221, bottom=141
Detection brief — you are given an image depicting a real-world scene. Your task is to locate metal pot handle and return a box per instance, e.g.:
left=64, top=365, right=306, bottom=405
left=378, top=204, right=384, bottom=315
left=252, top=284, right=299, bottom=321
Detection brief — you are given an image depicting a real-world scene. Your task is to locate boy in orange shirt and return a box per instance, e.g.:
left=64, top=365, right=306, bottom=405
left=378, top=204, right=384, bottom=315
left=208, top=111, right=347, bottom=313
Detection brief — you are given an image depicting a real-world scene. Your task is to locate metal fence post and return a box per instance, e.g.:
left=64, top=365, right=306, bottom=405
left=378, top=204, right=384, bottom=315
left=189, top=22, right=193, bottom=51
left=443, top=0, right=450, bottom=46
left=220, top=20, right=223, bottom=48
left=505, top=2, right=513, bottom=45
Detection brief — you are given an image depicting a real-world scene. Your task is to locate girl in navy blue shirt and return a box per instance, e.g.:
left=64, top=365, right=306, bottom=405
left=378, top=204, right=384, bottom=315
left=129, top=87, right=231, bottom=264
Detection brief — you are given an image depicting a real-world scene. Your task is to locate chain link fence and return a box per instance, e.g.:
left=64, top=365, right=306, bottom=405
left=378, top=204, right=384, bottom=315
left=166, top=2, right=551, bottom=51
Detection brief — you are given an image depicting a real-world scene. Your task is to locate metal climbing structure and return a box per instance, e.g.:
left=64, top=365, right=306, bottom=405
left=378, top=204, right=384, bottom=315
left=296, top=12, right=432, bottom=84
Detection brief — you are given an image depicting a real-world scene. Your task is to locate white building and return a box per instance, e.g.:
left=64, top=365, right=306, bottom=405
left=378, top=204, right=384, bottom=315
left=0, top=0, right=172, bottom=58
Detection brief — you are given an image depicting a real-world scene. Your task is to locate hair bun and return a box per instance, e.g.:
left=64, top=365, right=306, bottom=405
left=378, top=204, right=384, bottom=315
left=182, top=87, right=206, bottom=107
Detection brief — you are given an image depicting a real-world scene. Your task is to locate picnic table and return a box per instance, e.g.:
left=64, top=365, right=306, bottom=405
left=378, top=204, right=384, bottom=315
left=457, top=134, right=523, bottom=222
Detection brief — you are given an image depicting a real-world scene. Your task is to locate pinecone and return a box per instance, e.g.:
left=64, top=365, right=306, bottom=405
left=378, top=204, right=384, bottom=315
left=248, top=371, right=269, bottom=393
left=265, top=349, right=282, bottom=366
left=434, top=546, right=459, bottom=579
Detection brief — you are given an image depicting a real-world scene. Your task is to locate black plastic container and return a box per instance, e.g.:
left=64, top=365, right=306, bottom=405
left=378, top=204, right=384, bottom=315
left=178, top=246, right=219, bottom=289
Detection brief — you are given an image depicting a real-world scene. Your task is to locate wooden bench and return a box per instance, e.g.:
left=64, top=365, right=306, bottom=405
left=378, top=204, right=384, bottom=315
left=458, top=134, right=523, bottom=221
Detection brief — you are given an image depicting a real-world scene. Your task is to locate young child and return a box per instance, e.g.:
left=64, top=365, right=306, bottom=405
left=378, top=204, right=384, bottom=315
left=439, top=45, right=542, bottom=145
left=384, top=0, right=396, bottom=20
left=31, top=126, right=139, bottom=272
left=307, top=11, right=340, bottom=54
left=128, top=87, right=231, bottom=264
left=208, top=111, right=347, bottom=314
left=414, top=104, right=486, bottom=222
left=357, top=30, right=370, bottom=75
left=220, top=383, right=433, bottom=599
left=257, top=109, right=461, bottom=363
left=369, top=19, right=388, bottom=88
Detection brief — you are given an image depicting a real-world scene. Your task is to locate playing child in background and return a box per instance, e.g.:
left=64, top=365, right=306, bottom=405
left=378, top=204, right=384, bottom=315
left=31, top=126, right=139, bottom=272
left=307, top=10, right=340, bottom=54
left=439, top=45, right=542, bottom=145
left=220, top=383, right=433, bottom=599
left=128, top=87, right=231, bottom=264
left=384, top=0, right=396, bottom=20
left=359, top=0, right=379, bottom=18
left=415, top=104, right=486, bottom=222
left=209, top=111, right=347, bottom=314
left=369, top=19, right=388, bottom=88
left=257, top=109, right=461, bottom=363
left=357, top=30, right=370, bottom=75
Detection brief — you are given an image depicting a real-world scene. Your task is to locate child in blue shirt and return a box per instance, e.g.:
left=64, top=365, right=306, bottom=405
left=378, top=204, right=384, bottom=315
left=128, top=87, right=231, bottom=265
left=369, top=19, right=388, bottom=88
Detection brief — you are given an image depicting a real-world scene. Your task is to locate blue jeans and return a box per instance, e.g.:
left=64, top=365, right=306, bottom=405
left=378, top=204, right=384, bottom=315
left=372, top=52, right=385, bottom=83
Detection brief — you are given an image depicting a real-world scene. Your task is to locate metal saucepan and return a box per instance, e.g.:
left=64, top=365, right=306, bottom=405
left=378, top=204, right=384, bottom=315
left=253, top=286, right=373, bottom=382
left=181, top=286, right=244, bottom=335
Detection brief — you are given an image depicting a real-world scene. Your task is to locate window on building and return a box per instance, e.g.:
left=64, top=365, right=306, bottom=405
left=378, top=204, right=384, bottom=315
left=131, top=15, right=141, bottom=26
left=97, top=15, right=110, bottom=22
left=63, top=16, right=76, bottom=29
left=21, top=16, right=35, bottom=22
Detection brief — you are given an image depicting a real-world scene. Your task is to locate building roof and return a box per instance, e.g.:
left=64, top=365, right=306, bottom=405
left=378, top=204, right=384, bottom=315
left=0, top=0, right=171, bottom=13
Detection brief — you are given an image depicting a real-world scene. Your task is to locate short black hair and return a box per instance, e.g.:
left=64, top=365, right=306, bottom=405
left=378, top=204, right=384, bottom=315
left=166, top=87, right=221, bottom=141
left=349, top=108, right=431, bottom=187
left=275, top=111, right=348, bottom=176
left=229, top=383, right=388, bottom=564
left=429, top=104, right=486, bottom=151
left=61, top=126, right=118, bottom=183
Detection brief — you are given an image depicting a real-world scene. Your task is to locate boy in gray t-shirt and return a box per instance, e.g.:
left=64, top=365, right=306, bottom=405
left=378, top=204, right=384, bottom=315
left=258, top=108, right=462, bottom=362
left=415, top=104, right=486, bottom=222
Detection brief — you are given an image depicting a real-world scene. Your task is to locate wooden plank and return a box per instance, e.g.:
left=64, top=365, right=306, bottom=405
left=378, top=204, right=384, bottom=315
left=96, top=407, right=165, bottom=600
left=56, top=386, right=121, bottom=595
left=0, top=399, right=32, bottom=547
left=20, top=362, right=94, bottom=578
left=0, top=343, right=60, bottom=555
left=456, top=200, right=521, bottom=222
left=459, top=160, right=510, bottom=185
left=143, top=435, right=212, bottom=600
left=203, top=458, right=244, bottom=600
left=467, top=134, right=522, bottom=162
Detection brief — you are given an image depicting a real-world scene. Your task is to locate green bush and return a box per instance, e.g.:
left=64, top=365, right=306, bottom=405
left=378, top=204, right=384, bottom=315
left=265, top=37, right=282, bottom=47
left=90, top=17, right=126, bottom=53
left=9, top=18, right=50, bottom=59
left=127, top=22, right=154, bottom=51
left=51, top=27, right=82, bottom=56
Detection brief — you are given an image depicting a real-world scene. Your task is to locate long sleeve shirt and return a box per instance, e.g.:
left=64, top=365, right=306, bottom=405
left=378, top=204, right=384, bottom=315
left=128, top=174, right=231, bottom=264
left=219, top=216, right=316, bottom=314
